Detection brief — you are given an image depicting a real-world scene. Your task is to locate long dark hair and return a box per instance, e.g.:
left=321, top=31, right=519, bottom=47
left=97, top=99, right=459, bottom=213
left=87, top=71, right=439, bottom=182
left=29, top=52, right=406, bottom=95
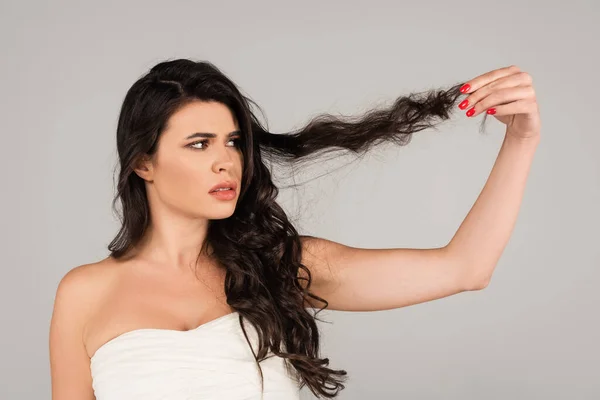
left=108, top=58, right=485, bottom=398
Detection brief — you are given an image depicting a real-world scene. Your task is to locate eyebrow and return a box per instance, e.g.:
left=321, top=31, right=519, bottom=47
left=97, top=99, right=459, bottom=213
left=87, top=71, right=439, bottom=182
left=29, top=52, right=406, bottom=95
left=185, top=130, right=242, bottom=140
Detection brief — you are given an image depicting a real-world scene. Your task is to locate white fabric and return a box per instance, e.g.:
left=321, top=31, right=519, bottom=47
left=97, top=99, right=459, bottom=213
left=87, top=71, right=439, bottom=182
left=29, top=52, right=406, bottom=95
left=90, top=311, right=301, bottom=399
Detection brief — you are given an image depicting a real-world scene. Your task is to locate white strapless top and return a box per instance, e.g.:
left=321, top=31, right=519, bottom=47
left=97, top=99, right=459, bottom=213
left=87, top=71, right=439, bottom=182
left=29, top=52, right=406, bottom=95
left=90, top=312, right=301, bottom=399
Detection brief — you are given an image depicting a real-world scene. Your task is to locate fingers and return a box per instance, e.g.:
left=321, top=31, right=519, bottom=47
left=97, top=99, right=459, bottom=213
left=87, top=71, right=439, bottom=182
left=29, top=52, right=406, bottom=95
left=464, top=85, right=536, bottom=118
left=462, top=65, right=521, bottom=94
left=460, top=71, right=533, bottom=109
left=482, top=98, right=539, bottom=117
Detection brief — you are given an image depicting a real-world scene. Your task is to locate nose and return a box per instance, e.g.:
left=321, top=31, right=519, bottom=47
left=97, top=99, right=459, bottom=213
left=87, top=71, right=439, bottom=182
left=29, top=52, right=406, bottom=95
left=212, top=146, right=235, bottom=173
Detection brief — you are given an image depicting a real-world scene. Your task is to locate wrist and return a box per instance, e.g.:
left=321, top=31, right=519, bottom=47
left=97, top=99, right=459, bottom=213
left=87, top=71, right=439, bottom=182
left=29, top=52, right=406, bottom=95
left=505, top=131, right=541, bottom=147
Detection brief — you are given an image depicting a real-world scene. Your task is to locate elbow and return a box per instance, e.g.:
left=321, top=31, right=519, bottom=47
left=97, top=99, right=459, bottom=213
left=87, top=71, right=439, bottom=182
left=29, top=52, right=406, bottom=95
left=465, top=272, right=491, bottom=291
left=443, top=245, right=493, bottom=291
left=444, top=247, right=493, bottom=291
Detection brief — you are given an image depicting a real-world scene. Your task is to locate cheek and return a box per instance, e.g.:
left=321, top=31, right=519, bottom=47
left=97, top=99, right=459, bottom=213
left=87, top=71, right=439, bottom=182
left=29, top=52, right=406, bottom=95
left=155, top=157, right=209, bottom=207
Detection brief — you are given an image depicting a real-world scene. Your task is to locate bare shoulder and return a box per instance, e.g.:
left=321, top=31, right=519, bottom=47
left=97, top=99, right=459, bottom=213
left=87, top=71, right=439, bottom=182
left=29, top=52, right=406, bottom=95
left=54, top=258, right=118, bottom=313
left=49, top=257, right=119, bottom=399
left=51, top=257, right=120, bottom=344
left=57, top=259, right=110, bottom=288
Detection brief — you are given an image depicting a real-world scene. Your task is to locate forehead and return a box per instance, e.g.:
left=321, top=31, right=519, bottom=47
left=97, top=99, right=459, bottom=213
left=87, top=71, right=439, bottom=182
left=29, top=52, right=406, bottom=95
left=165, top=100, right=238, bottom=137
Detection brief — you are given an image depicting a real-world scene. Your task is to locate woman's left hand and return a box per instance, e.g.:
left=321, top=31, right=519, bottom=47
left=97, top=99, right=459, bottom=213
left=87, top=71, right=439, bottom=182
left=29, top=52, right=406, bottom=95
left=458, top=65, right=541, bottom=141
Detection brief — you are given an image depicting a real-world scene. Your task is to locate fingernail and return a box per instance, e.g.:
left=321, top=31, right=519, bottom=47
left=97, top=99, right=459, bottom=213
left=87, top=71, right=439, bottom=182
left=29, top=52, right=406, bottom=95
left=486, top=108, right=496, bottom=115
left=460, top=84, right=471, bottom=93
left=466, top=108, right=475, bottom=117
left=458, top=99, right=469, bottom=110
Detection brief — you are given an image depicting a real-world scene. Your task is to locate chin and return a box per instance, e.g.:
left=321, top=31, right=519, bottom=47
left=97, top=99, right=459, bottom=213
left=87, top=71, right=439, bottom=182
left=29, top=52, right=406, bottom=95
left=206, top=208, right=236, bottom=220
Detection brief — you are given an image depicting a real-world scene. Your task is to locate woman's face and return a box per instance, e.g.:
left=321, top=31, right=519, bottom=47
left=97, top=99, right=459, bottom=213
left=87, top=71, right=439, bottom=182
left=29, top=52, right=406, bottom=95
left=138, top=100, right=244, bottom=220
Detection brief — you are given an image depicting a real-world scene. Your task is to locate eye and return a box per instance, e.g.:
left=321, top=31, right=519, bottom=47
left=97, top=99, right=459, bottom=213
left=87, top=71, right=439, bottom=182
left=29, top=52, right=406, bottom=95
left=232, top=137, right=244, bottom=149
left=188, top=140, right=209, bottom=150
left=188, top=137, right=243, bottom=150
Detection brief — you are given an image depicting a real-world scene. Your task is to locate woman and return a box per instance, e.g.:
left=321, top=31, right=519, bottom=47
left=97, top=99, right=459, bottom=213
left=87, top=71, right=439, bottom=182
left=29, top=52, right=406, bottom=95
left=49, top=59, right=541, bottom=399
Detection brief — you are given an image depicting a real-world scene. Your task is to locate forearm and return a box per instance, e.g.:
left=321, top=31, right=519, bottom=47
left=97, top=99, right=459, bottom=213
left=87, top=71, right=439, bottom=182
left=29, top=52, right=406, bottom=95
left=446, top=132, right=540, bottom=286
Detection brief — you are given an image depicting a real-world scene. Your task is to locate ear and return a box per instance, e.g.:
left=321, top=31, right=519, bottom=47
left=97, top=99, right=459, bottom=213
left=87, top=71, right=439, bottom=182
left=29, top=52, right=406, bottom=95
left=133, top=154, right=154, bottom=182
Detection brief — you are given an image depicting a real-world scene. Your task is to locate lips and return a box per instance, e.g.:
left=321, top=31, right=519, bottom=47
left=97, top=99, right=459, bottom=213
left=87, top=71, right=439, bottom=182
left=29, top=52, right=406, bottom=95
left=208, top=180, right=238, bottom=193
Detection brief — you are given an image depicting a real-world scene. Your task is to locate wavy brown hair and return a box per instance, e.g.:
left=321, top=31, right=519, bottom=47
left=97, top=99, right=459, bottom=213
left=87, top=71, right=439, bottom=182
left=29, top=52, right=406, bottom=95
left=108, top=58, right=487, bottom=398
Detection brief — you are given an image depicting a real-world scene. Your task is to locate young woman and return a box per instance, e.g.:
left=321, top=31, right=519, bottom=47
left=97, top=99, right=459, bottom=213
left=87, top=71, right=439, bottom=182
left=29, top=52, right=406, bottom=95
left=49, top=59, right=540, bottom=399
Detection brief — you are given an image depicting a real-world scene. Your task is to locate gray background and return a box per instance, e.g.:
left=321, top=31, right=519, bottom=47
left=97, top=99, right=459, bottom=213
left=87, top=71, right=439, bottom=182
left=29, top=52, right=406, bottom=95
left=1, top=0, right=599, bottom=398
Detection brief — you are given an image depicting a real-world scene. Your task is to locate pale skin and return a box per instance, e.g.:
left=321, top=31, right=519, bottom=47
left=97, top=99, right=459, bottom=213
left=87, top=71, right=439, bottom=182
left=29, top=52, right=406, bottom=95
left=49, top=65, right=540, bottom=399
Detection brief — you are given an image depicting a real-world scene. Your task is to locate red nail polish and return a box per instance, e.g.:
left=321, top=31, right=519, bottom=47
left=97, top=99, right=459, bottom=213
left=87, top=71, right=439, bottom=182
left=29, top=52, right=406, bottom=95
left=460, top=84, right=471, bottom=93
left=486, top=108, right=496, bottom=115
left=466, top=108, right=475, bottom=117
left=458, top=99, right=469, bottom=110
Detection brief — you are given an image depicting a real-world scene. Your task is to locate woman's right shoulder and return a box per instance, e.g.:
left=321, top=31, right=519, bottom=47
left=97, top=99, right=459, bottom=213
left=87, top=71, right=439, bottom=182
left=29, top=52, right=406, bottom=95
left=57, top=257, right=119, bottom=297
left=52, top=258, right=121, bottom=328
left=49, top=257, right=122, bottom=398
